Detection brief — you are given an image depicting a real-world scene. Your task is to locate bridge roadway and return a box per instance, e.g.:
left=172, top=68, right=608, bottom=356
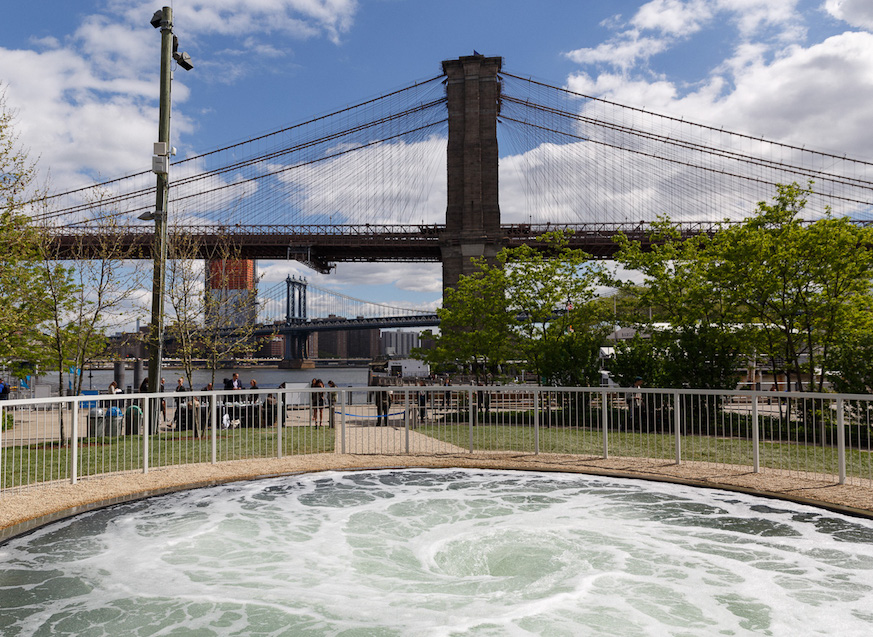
left=49, top=221, right=720, bottom=271
left=253, top=314, right=440, bottom=336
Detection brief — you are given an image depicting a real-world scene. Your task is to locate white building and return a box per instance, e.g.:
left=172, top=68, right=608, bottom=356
left=381, top=330, right=420, bottom=357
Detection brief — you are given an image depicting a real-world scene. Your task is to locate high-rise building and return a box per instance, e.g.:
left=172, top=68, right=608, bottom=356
left=205, top=259, right=257, bottom=329
left=349, top=326, right=380, bottom=359
left=313, top=316, right=380, bottom=360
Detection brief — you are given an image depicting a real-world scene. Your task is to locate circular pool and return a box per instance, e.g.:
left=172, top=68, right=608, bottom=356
left=2, top=469, right=873, bottom=635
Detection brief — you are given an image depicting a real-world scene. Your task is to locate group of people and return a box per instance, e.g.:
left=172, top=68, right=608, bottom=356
left=310, top=378, right=338, bottom=427
left=221, top=373, right=258, bottom=392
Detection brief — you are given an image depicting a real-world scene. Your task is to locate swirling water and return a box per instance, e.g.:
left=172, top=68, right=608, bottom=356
left=2, top=469, right=873, bottom=636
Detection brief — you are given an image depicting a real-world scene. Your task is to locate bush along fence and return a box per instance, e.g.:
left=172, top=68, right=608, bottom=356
left=1, top=385, right=872, bottom=493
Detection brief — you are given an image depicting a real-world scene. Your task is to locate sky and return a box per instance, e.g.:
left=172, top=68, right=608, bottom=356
left=3, top=0, right=873, bottom=327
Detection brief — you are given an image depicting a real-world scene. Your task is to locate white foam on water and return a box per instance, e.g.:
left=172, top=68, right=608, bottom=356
left=2, top=468, right=873, bottom=635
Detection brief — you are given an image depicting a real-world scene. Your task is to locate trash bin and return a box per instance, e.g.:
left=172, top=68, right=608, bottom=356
left=88, top=407, right=124, bottom=437
left=124, top=405, right=143, bottom=435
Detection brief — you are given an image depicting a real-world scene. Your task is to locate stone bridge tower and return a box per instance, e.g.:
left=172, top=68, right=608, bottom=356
left=440, top=54, right=503, bottom=293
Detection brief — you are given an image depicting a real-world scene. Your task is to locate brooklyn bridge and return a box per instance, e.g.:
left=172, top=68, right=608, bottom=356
left=33, top=54, right=873, bottom=362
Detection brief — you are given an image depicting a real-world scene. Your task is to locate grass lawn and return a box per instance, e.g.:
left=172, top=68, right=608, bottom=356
left=1, top=427, right=335, bottom=490
left=415, top=423, right=873, bottom=481
left=4, top=420, right=872, bottom=491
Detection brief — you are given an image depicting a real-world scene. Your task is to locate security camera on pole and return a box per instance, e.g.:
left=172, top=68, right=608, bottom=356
left=145, top=6, right=193, bottom=399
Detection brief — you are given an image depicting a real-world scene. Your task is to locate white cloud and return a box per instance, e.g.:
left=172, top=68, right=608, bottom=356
left=501, top=4, right=873, bottom=234
left=109, top=0, right=359, bottom=43
left=825, top=0, right=873, bottom=30
left=259, top=259, right=441, bottom=296
left=567, top=31, right=873, bottom=158
left=566, top=71, right=682, bottom=107
left=566, top=36, right=671, bottom=71
left=0, top=0, right=361, bottom=194
left=566, top=0, right=805, bottom=74
left=331, top=262, right=442, bottom=295
left=273, top=136, right=448, bottom=225
left=714, top=0, right=803, bottom=39
left=631, top=0, right=714, bottom=36
left=257, top=260, right=441, bottom=320
left=0, top=48, right=156, bottom=190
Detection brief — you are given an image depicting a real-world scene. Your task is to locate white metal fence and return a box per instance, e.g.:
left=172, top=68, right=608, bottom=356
left=2, top=385, right=873, bottom=493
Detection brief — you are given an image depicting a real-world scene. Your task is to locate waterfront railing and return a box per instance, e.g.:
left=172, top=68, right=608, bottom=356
left=2, top=386, right=872, bottom=493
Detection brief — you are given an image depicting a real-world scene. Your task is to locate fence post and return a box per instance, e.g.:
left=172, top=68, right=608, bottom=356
left=674, top=391, right=681, bottom=465
left=601, top=388, right=609, bottom=459
left=405, top=388, right=410, bottom=454
left=276, top=389, right=283, bottom=459
left=142, top=396, right=149, bottom=474
left=837, top=397, right=846, bottom=485
left=752, top=392, right=760, bottom=473
left=534, top=389, right=540, bottom=455
left=469, top=388, right=474, bottom=454
left=340, top=389, right=352, bottom=453
left=340, top=390, right=346, bottom=455
left=71, top=397, right=79, bottom=484
left=148, top=392, right=159, bottom=474
left=211, top=392, right=217, bottom=464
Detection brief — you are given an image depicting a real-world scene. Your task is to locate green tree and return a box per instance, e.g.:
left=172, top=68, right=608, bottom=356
left=166, top=228, right=205, bottom=390
left=500, top=232, right=608, bottom=385
left=713, top=182, right=873, bottom=392
left=828, top=330, right=873, bottom=394
left=39, top=188, right=143, bottom=400
left=613, top=218, right=744, bottom=390
left=0, top=92, right=57, bottom=376
left=606, top=334, right=665, bottom=388
left=419, top=231, right=609, bottom=385
left=417, top=260, right=515, bottom=377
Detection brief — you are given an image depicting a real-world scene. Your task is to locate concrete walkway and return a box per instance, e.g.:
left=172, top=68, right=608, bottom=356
left=338, top=421, right=469, bottom=455
left=288, top=402, right=468, bottom=455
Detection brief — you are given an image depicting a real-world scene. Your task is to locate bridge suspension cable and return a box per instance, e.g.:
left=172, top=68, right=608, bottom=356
left=34, top=74, right=449, bottom=231
left=498, top=70, right=873, bottom=226
left=31, top=59, right=873, bottom=265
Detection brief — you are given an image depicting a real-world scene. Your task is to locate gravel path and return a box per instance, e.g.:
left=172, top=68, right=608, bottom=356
left=3, top=449, right=873, bottom=540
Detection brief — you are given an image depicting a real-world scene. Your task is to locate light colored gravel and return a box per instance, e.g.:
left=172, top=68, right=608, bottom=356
left=3, top=452, right=873, bottom=538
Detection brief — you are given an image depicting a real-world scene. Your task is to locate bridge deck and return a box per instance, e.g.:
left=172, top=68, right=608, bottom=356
left=48, top=222, right=720, bottom=266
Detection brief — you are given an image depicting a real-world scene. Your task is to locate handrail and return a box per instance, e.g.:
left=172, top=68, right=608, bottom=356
left=2, top=385, right=871, bottom=494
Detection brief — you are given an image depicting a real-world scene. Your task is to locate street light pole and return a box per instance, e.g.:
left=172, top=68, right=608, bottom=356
left=146, top=6, right=174, bottom=395
left=143, top=6, right=192, bottom=398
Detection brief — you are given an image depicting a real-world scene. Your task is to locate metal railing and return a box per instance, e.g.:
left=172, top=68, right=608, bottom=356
left=2, top=385, right=872, bottom=493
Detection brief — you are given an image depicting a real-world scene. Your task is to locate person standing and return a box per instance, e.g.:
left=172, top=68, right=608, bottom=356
left=416, top=380, right=427, bottom=423
left=376, top=381, right=391, bottom=427
left=0, top=378, right=8, bottom=400
left=173, top=377, right=187, bottom=427
left=103, top=381, right=123, bottom=410
left=310, top=378, right=325, bottom=427
left=160, top=377, right=167, bottom=423
left=327, top=380, right=338, bottom=428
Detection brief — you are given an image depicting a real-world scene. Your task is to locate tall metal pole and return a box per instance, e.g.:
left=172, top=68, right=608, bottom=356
left=147, top=6, right=173, bottom=394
